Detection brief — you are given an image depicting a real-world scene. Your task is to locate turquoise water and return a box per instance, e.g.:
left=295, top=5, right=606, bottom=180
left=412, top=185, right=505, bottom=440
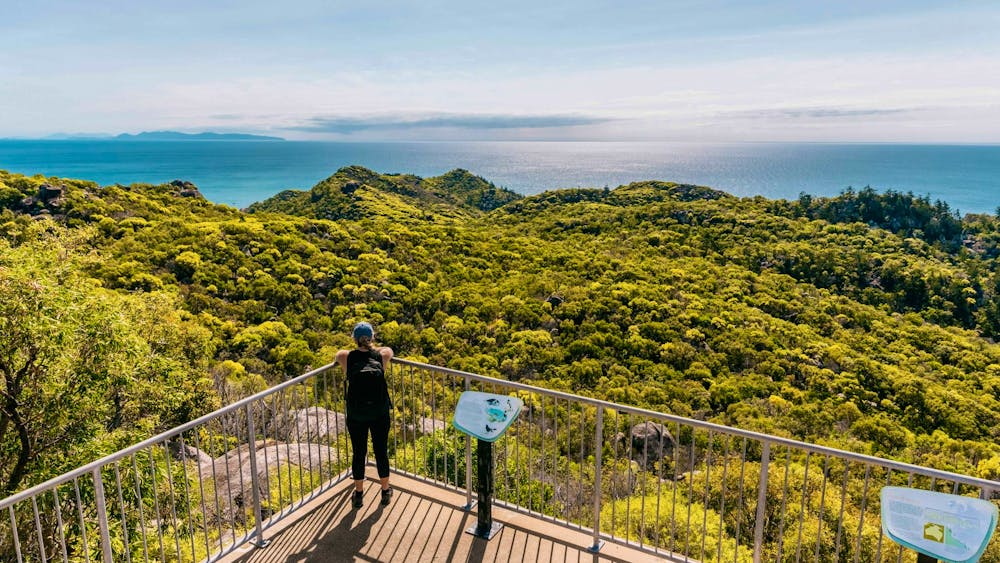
left=1, top=140, right=998, bottom=214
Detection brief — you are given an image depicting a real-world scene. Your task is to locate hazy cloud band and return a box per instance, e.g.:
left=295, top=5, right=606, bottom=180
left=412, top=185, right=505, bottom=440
left=287, top=113, right=613, bottom=133
left=723, top=107, right=916, bottom=120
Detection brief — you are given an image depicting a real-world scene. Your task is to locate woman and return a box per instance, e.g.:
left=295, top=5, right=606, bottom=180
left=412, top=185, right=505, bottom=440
left=336, top=321, right=394, bottom=508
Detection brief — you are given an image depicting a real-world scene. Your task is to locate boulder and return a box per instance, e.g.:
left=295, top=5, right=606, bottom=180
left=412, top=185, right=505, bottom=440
left=269, top=407, right=347, bottom=442
left=403, top=416, right=449, bottom=436
left=615, top=421, right=675, bottom=470
left=200, top=440, right=339, bottom=524
left=170, top=179, right=203, bottom=198
left=38, top=183, right=64, bottom=203
left=168, top=440, right=214, bottom=468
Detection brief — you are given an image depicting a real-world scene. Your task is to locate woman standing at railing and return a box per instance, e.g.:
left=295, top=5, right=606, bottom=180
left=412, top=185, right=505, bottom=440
left=336, top=321, right=394, bottom=509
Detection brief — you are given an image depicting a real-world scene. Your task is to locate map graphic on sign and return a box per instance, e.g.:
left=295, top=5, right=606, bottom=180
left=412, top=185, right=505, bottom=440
left=924, top=522, right=945, bottom=543
left=452, top=391, right=523, bottom=442
left=881, top=486, right=998, bottom=563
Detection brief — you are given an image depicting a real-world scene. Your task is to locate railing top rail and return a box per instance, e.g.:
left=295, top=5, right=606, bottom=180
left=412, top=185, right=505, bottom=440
left=0, top=362, right=337, bottom=510
left=394, top=358, right=1000, bottom=491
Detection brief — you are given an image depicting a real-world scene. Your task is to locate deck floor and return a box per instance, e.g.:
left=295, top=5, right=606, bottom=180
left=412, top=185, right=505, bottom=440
left=218, top=471, right=669, bottom=563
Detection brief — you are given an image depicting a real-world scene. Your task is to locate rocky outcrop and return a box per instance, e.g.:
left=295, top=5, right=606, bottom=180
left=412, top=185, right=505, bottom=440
left=168, top=440, right=214, bottom=468
left=170, top=179, right=203, bottom=198
left=20, top=183, right=67, bottom=213
left=39, top=183, right=65, bottom=204
left=199, top=440, right=338, bottom=523
left=269, top=407, right=347, bottom=442
left=615, top=421, right=675, bottom=470
left=403, top=416, right=449, bottom=436
left=188, top=407, right=452, bottom=524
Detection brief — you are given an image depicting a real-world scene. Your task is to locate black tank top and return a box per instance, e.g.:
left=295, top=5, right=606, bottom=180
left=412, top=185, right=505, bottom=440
left=345, top=349, right=391, bottom=421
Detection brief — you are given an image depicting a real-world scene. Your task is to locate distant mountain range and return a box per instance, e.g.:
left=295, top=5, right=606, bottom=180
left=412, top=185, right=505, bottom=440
left=31, top=131, right=285, bottom=141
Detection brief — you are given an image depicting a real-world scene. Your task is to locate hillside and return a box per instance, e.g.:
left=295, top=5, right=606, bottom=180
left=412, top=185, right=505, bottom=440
left=2, top=166, right=1000, bottom=495
left=246, top=166, right=521, bottom=221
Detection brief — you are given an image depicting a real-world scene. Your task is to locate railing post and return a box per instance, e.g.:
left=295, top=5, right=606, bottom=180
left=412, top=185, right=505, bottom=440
left=92, top=468, right=114, bottom=563
left=463, top=376, right=475, bottom=511
left=588, top=407, right=605, bottom=552
left=245, top=403, right=271, bottom=548
left=753, top=441, right=771, bottom=563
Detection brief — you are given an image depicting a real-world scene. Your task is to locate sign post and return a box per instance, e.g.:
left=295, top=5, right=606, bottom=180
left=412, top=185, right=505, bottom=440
left=452, top=391, right=523, bottom=540
left=881, top=486, right=998, bottom=563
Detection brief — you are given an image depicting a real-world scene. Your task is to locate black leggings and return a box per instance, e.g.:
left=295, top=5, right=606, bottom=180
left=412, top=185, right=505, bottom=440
left=346, top=414, right=391, bottom=480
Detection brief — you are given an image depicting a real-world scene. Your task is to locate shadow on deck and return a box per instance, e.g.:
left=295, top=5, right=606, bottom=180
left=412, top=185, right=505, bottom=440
left=218, top=471, right=666, bottom=563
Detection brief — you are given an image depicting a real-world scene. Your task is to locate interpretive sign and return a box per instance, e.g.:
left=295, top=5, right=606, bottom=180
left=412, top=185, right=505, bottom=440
left=452, top=390, right=523, bottom=442
left=452, top=391, right=523, bottom=539
left=881, top=486, right=998, bottom=563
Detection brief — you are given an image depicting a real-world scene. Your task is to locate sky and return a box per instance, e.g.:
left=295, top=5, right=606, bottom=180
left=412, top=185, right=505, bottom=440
left=1, top=0, right=998, bottom=142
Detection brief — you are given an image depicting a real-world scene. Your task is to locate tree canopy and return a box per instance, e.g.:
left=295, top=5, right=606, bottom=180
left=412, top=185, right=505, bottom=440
left=3, top=165, right=1000, bottom=493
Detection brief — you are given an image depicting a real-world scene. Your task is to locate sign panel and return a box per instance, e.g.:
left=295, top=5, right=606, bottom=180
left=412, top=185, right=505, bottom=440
left=881, top=486, right=998, bottom=563
left=452, top=391, right=523, bottom=442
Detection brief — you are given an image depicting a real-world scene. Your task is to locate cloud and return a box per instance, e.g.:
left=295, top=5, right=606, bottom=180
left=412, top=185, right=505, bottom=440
left=286, top=113, right=613, bottom=134
left=723, top=106, right=917, bottom=120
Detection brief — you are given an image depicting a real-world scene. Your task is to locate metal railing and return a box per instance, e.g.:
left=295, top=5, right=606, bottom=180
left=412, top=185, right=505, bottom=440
left=3, top=358, right=999, bottom=562
left=0, top=363, right=351, bottom=563
left=387, top=360, right=1000, bottom=562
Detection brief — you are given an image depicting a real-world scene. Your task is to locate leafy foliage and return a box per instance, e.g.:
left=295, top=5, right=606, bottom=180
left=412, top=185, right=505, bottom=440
left=2, top=165, right=1000, bottom=492
left=246, top=165, right=521, bottom=221
left=0, top=229, right=216, bottom=494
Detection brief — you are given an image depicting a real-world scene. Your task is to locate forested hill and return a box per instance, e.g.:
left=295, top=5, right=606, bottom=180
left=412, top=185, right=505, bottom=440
left=2, top=166, right=1000, bottom=496
left=247, top=166, right=522, bottom=221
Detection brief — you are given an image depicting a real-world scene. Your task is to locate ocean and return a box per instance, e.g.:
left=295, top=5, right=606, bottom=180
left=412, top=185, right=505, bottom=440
left=1, top=140, right=998, bottom=215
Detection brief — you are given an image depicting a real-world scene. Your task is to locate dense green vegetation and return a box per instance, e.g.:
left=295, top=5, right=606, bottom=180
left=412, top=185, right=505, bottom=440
left=3, top=164, right=1000, bottom=494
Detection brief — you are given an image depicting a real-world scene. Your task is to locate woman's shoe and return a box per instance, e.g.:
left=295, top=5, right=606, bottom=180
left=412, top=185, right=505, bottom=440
left=352, top=490, right=364, bottom=509
left=380, top=488, right=392, bottom=506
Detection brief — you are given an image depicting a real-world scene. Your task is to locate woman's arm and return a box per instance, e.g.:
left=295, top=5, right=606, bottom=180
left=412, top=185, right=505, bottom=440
left=379, top=347, right=394, bottom=370
left=335, top=349, right=349, bottom=372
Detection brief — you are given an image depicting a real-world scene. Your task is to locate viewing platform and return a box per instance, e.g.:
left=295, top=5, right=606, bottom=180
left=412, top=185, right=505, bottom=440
left=217, top=471, right=661, bottom=563
left=2, top=359, right=998, bottom=562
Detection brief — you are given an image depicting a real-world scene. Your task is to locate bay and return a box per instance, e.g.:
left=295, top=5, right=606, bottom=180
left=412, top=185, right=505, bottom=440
left=1, top=140, right=998, bottom=215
